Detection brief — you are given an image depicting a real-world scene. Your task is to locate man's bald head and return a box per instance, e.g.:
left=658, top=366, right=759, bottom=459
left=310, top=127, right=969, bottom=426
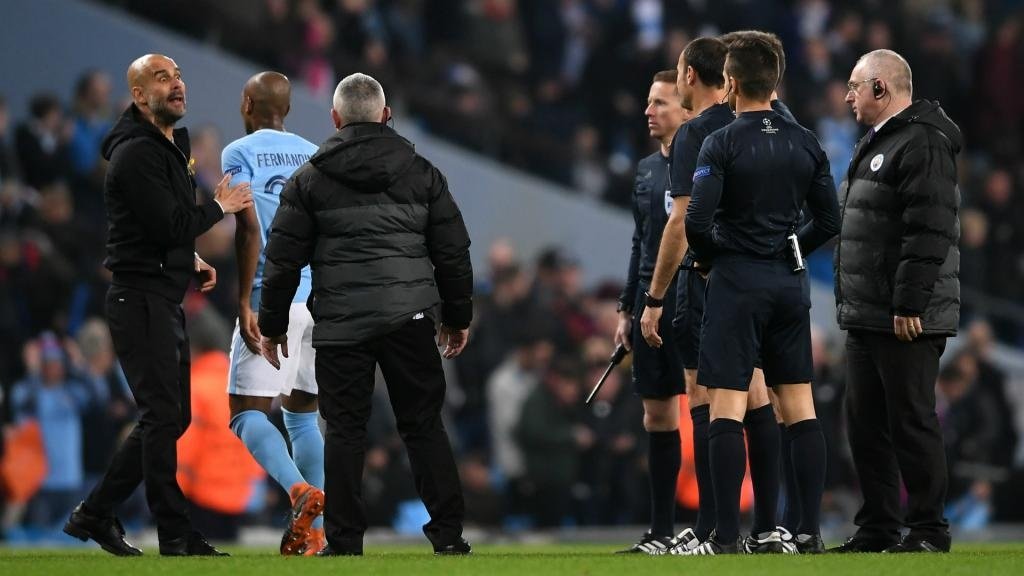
left=243, top=71, right=291, bottom=120
left=855, top=49, right=913, bottom=97
left=127, top=54, right=177, bottom=88
left=126, top=54, right=186, bottom=129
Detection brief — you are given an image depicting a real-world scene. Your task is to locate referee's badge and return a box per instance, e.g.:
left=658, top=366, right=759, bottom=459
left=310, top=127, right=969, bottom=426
left=870, top=153, right=885, bottom=172
left=665, top=189, right=673, bottom=215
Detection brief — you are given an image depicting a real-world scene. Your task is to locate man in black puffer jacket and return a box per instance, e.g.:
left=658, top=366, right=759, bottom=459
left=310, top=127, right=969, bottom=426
left=258, top=73, right=473, bottom=556
left=832, top=50, right=961, bottom=555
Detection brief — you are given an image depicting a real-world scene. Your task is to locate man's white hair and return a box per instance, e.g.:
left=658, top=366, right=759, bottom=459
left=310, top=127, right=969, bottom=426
left=332, top=73, right=386, bottom=124
left=855, top=49, right=913, bottom=96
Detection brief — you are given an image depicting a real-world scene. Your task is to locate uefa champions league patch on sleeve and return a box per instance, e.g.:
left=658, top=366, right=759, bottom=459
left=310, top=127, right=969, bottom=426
left=225, top=166, right=242, bottom=176
left=693, top=165, right=712, bottom=182
left=870, top=154, right=884, bottom=172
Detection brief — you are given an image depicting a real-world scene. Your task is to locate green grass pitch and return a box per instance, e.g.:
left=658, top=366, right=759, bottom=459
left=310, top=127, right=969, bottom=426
left=2, top=543, right=1022, bottom=575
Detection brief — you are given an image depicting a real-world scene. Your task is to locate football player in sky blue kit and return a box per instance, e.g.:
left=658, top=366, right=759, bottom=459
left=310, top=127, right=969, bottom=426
left=221, top=72, right=325, bottom=555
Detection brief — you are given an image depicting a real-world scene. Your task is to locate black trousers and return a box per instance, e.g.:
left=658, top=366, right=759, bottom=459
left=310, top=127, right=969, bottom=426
left=84, top=285, right=192, bottom=541
left=845, top=330, right=948, bottom=539
left=316, top=317, right=464, bottom=551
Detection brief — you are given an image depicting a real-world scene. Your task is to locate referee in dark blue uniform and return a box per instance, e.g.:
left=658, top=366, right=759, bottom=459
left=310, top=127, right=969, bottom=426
left=615, top=70, right=689, bottom=554
left=683, top=36, right=840, bottom=555
left=643, top=35, right=797, bottom=555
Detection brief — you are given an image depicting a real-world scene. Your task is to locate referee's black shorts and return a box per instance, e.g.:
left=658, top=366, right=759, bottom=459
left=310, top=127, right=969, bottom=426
left=630, top=274, right=685, bottom=399
left=672, top=264, right=706, bottom=371
left=697, top=255, right=813, bottom=392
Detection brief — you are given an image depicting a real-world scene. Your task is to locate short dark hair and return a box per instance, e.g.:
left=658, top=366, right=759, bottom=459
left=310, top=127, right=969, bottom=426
left=652, top=69, right=678, bottom=84
left=719, top=30, right=786, bottom=81
left=725, top=36, right=779, bottom=101
left=29, top=94, right=62, bottom=120
left=682, top=37, right=727, bottom=88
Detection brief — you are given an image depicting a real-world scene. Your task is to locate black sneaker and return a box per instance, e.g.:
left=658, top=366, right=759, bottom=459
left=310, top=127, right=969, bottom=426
left=63, top=502, right=143, bottom=557
left=883, top=533, right=950, bottom=554
left=829, top=534, right=900, bottom=553
left=743, top=530, right=785, bottom=554
left=159, top=531, right=230, bottom=556
left=795, top=533, right=826, bottom=554
left=666, top=528, right=702, bottom=555
left=616, top=531, right=674, bottom=555
left=434, top=538, right=472, bottom=555
left=685, top=532, right=742, bottom=555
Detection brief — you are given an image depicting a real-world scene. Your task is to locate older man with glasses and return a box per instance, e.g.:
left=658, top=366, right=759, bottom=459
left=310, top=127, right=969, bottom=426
left=831, top=49, right=962, bottom=554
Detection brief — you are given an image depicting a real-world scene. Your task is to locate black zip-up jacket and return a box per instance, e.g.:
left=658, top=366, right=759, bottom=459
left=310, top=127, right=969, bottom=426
left=258, top=123, right=473, bottom=347
left=835, top=100, right=961, bottom=336
left=102, top=104, right=223, bottom=303
left=685, top=110, right=840, bottom=263
left=619, top=151, right=672, bottom=311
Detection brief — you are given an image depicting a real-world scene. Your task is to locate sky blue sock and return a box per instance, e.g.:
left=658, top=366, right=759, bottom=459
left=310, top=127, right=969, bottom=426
left=283, top=407, right=325, bottom=529
left=230, top=410, right=305, bottom=495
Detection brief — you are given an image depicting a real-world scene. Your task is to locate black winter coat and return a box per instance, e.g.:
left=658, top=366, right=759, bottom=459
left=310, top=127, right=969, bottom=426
left=102, top=105, right=223, bottom=303
left=259, top=123, right=473, bottom=346
left=834, top=100, right=961, bottom=335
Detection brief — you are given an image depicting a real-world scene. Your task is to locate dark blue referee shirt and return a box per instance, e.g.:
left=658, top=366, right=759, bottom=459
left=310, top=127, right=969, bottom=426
left=670, top=100, right=796, bottom=200
left=621, top=151, right=672, bottom=308
left=684, top=109, right=840, bottom=263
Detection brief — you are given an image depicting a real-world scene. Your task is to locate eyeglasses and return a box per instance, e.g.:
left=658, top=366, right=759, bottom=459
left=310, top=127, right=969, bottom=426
left=847, top=78, right=878, bottom=93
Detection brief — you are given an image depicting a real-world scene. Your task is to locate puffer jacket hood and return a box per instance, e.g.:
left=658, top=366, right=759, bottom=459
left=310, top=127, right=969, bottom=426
left=310, top=122, right=416, bottom=192
left=890, top=100, right=963, bottom=154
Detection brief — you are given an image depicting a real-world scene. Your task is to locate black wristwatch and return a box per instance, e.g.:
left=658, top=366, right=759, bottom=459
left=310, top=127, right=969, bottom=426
left=644, top=291, right=664, bottom=308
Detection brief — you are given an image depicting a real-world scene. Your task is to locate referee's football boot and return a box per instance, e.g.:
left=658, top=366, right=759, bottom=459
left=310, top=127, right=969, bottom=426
left=666, top=528, right=702, bottom=555
left=684, top=531, right=742, bottom=555
left=63, top=502, right=143, bottom=556
left=616, top=530, right=674, bottom=555
left=794, top=533, right=826, bottom=554
left=776, top=526, right=799, bottom=554
left=742, top=529, right=786, bottom=554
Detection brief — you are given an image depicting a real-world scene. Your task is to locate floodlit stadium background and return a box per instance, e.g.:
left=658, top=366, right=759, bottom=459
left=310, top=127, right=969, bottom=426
left=1, top=0, right=1023, bottom=547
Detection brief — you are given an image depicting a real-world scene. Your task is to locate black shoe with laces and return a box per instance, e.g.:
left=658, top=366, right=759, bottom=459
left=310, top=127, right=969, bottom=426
left=63, top=502, right=143, bottom=557
left=616, top=531, right=674, bottom=555
left=317, top=544, right=363, bottom=556
left=829, top=534, right=900, bottom=553
left=686, top=532, right=742, bottom=555
left=883, top=533, right=950, bottom=554
left=434, top=538, right=472, bottom=555
left=795, top=533, right=826, bottom=554
left=159, top=531, right=230, bottom=556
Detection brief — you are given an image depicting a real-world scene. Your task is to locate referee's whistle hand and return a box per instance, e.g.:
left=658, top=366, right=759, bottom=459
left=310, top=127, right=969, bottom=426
left=260, top=334, right=289, bottom=370
left=641, top=306, right=663, bottom=348
left=614, top=313, right=632, bottom=351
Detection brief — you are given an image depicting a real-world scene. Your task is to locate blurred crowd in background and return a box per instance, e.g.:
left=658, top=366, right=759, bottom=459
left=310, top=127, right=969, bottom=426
left=1, top=0, right=1024, bottom=542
